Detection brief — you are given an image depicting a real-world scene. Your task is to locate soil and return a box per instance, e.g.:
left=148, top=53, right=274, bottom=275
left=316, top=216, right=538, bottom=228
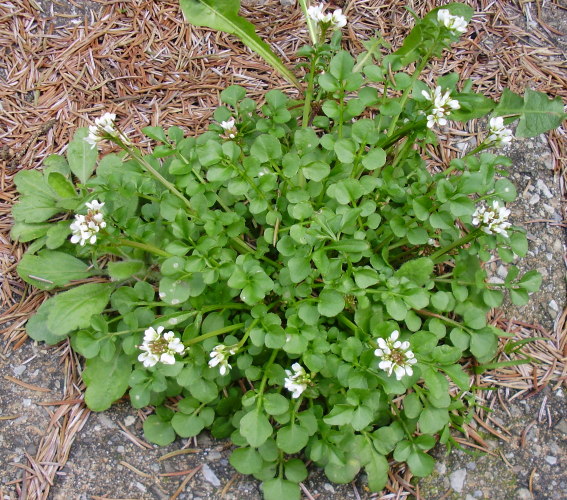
left=1, top=1, right=566, bottom=499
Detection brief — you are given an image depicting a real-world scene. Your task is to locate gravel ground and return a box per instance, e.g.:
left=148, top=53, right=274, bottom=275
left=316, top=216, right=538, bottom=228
left=1, top=1, right=566, bottom=499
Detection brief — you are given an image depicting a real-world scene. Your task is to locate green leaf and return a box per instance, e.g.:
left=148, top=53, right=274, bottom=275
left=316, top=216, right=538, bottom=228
left=262, top=478, right=300, bottom=500
left=407, top=449, right=435, bottom=477
left=179, top=0, right=300, bottom=88
left=47, top=172, right=76, bottom=198
left=517, top=89, right=567, bottom=137
left=67, top=128, right=98, bottom=184
left=142, top=126, right=168, bottom=142
left=334, top=139, right=357, bottom=164
left=12, top=195, right=60, bottom=223
left=442, top=364, right=470, bottom=391
left=251, top=134, right=282, bottom=162
left=385, top=296, right=408, bottom=321
left=171, top=413, right=205, bottom=438
left=83, top=351, right=131, bottom=411
left=418, top=406, right=449, bottom=434
left=324, top=457, right=361, bottom=484
left=403, top=392, right=423, bottom=419
left=276, top=424, right=309, bottom=454
left=365, top=450, right=388, bottom=492
left=25, top=299, right=63, bottom=345
left=263, top=393, right=290, bottom=415
left=351, top=405, right=374, bottom=431
left=230, top=447, right=264, bottom=474
left=361, top=148, right=386, bottom=171
left=317, top=289, right=345, bottom=317
left=329, top=51, right=355, bottom=81
left=395, top=257, right=433, bottom=286
left=323, top=405, right=354, bottom=425
left=108, top=261, right=145, bottom=281
left=143, top=415, right=176, bottom=446
left=470, top=329, right=498, bottom=362
left=240, top=409, right=273, bottom=448
left=17, top=250, right=91, bottom=290
left=47, top=283, right=112, bottom=335
left=288, top=256, right=311, bottom=284
left=518, top=270, right=542, bottom=293
left=284, top=459, right=308, bottom=483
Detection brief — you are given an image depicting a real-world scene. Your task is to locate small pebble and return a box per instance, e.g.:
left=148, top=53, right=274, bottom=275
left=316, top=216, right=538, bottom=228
left=545, top=456, right=557, bottom=465
left=201, top=464, right=221, bottom=487
left=124, top=416, right=136, bottom=426
left=528, top=193, right=540, bottom=205
left=516, top=487, right=533, bottom=500
left=449, top=469, right=467, bottom=493
left=13, top=365, right=26, bottom=376
left=536, top=179, right=553, bottom=198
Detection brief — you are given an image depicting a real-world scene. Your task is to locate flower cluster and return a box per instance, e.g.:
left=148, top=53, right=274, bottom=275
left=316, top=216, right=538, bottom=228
left=437, top=9, right=468, bottom=34
left=486, top=116, right=513, bottom=147
left=284, top=363, right=311, bottom=399
left=138, top=326, right=186, bottom=367
left=422, top=86, right=461, bottom=129
left=208, top=344, right=238, bottom=375
left=84, top=112, right=118, bottom=149
left=472, top=200, right=512, bottom=237
left=70, top=200, right=106, bottom=246
left=374, top=331, right=417, bottom=380
left=220, top=118, right=237, bottom=139
left=307, top=3, right=347, bottom=30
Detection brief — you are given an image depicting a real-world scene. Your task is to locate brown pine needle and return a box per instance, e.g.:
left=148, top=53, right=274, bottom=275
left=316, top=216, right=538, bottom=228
left=4, top=375, right=51, bottom=392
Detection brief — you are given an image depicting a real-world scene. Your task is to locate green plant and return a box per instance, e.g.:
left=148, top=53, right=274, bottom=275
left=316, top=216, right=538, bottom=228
left=12, top=2, right=565, bottom=498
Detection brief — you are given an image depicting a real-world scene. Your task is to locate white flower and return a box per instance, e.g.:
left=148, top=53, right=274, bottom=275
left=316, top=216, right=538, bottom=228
left=374, top=330, right=417, bottom=380
left=208, top=344, right=238, bottom=376
left=472, top=200, right=512, bottom=237
left=486, top=117, right=513, bottom=147
left=331, top=9, right=347, bottom=28
left=84, top=112, right=118, bottom=149
left=70, top=199, right=107, bottom=246
left=219, top=117, right=237, bottom=139
left=422, top=85, right=460, bottom=129
left=437, top=9, right=468, bottom=34
left=138, top=326, right=186, bottom=367
left=306, top=3, right=347, bottom=31
left=220, top=118, right=235, bottom=131
left=284, top=362, right=311, bottom=399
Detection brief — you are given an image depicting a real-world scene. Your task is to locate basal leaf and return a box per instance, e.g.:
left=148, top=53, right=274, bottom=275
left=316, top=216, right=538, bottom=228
left=179, top=0, right=300, bottom=88
left=17, top=250, right=91, bottom=290
left=83, top=351, right=132, bottom=411
left=67, top=128, right=98, bottom=184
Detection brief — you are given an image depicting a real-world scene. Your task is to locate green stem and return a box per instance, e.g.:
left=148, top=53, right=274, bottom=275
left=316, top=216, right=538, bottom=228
left=302, top=56, right=317, bottom=129
left=430, top=230, right=480, bottom=262
left=414, top=308, right=474, bottom=334
left=256, top=349, right=280, bottom=409
left=115, top=138, right=198, bottom=218
left=298, top=0, right=318, bottom=45
left=387, top=56, right=430, bottom=137
left=118, top=238, right=170, bottom=257
left=185, top=323, right=245, bottom=347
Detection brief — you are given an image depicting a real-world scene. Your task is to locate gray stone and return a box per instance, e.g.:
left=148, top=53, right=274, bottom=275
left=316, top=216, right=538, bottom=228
left=536, top=179, right=553, bottom=198
left=545, top=455, right=557, bottom=465
left=206, top=450, right=222, bottom=461
left=516, top=488, right=533, bottom=500
left=13, top=364, right=26, bottom=376
left=201, top=464, right=221, bottom=487
left=449, top=468, right=467, bottom=493
left=555, top=418, right=567, bottom=434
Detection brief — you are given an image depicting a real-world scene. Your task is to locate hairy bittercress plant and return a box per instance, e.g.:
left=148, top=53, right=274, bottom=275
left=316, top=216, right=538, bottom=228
left=12, top=2, right=565, bottom=499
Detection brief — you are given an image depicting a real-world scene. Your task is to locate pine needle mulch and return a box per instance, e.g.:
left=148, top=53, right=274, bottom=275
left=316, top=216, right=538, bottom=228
left=0, top=0, right=565, bottom=498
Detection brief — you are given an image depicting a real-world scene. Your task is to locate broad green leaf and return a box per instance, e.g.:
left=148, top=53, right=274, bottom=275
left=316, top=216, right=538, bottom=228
left=25, top=299, right=63, bottom=345
left=470, top=328, right=499, bottom=362
left=67, top=128, right=98, bottom=184
left=83, top=351, right=131, bottom=411
left=317, top=289, right=345, bottom=317
left=276, top=424, right=309, bottom=454
left=230, top=447, right=263, bottom=474
left=17, top=250, right=91, bottom=290
left=47, top=172, right=76, bottom=198
left=108, top=261, right=145, bottom=281
left=171, top=413, right=205, bottom=438
left=263, top=393, right=290, bottom=415
left=418, top=406, right=449, bottom=434
left=395, top=257, right=433, bottom=286
left=179, top=0, right=300, bottom=88
left=365, top=450, right=388, bottom=492
left=47, top=283, right=112, bottom=335
left=10, top=222, right=52, bottom=243
left=262, top=478, right=300, bottom=500
left=143, top=415, right=176, bottom=446
left=284, top=459, right=308, bottom=483
left=142, top=126, right=168, bottom=142
left=323, top=405, right=354, bottom=425
left=324, top=457, right=361, bottom=484
left=494, top=88, right=567, bottom=137
left=240, top=409, right=273, bottom=448
left=12, top=195, right=60, bottom=223
left=407, top=448, right=435, bottom=477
